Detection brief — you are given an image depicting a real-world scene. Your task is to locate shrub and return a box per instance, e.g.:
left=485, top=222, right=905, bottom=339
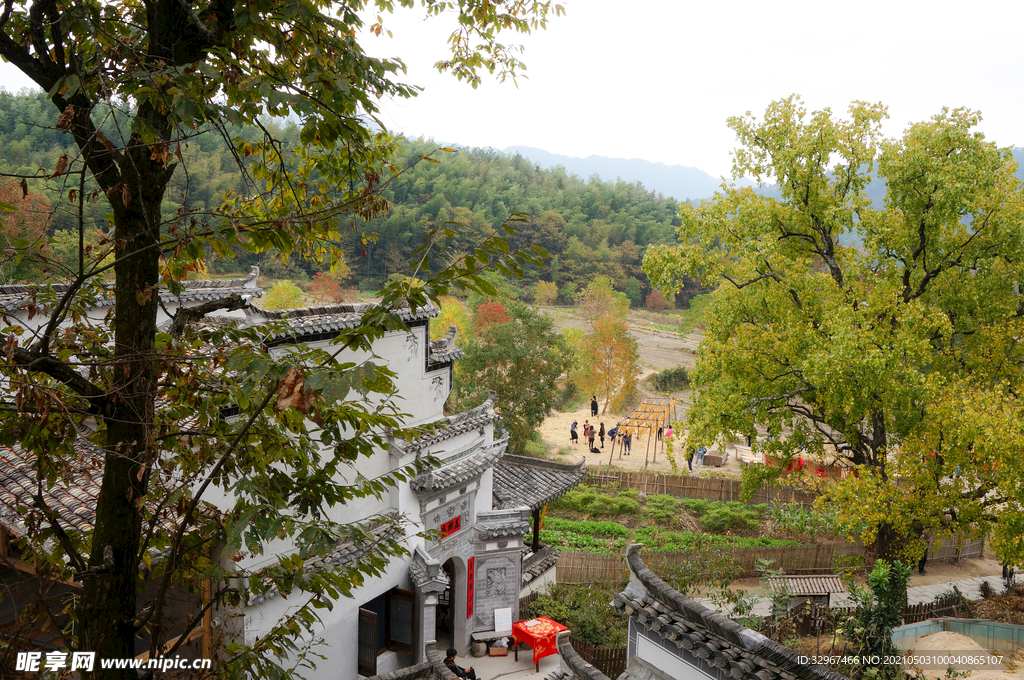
left=262, top=280, right=305, bottom=310
left=590, top=494, right=639, bottom=517
left=645, top=290, right=667, bottom=311
left=309, top=271, right=347, bottom=303
left=652, top=366, right=689, bottom=392
left=533, top=281, right=558, bottom=306
left=472, top=300, right=510, bottom=333
left=701, top=506, right=761, bottom=533
left=644, top=495, right=681, bottom=524
left=551, top=485, right=638, bottom=517
left=522, top=583, right=626, bottom=646
left=559, top=282, right=578, bottom=305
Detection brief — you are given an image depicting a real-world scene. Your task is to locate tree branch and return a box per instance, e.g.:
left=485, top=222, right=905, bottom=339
left=5, top=346, right=109, bottom=411
left=168, top=294, right=252, bottom=337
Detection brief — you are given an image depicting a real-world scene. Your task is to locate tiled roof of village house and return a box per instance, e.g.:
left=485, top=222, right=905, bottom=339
left=544, top=631, right=607, bottom=680
left=477, top=513, right=530, bottom=539
left=492, top=455, right=587, bottom=512
left=0, top=438, right=190, bottom=540
left=522, top=545, right=560, bottom=587
left=256, top=302, right=438, bottom=340
left=428, top=325, right=462, bottom=364
left=391, top=393, right=501, bottom=457
left=408, top=437, right=508, bottom=492
left=611, top=544, right=850, bottom=680
left=248, top=521, right=404, bottom=606
left=0, top=438, right=105, bottom=537
left=0, top=267, right=262, bottom=314
left=767, top=574, right=845, bottom=597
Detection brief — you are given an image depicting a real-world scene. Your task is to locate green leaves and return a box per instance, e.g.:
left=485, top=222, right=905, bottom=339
left=646, top=95, right=1024, bottom=569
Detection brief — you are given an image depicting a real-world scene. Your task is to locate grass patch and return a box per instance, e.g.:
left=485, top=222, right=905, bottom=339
left=522, top=436, right=551, bottom=458
left=544, top=517, right=631, bottom=537
left=634, top=528, right=799, bottom=551
left=525, top=530, right=626, bottom=554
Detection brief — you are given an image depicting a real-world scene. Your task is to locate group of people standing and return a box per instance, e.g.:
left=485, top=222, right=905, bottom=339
left=571, top=419, right=606, bottom=453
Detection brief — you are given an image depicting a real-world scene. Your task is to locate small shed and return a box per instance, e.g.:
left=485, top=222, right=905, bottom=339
left=767, top=574, right=845, bottom=609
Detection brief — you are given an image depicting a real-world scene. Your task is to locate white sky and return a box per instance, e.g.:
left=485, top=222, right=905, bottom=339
left=2, top=0, right=1022, bottom=178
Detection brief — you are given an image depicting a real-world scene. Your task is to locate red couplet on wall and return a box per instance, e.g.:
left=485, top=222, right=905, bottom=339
left=467, top=557, right=475, bottom=619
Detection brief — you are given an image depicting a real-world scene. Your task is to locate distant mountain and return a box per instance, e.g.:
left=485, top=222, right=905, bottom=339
left=502, top=145, right=736, bottom=201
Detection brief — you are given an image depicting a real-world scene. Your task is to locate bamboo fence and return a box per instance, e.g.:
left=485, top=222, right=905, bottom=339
left=554, top=535, right=983, bottom=584
left=564, top=637, right=627, bottom=678
left=585, top=469, right=819, bottom=506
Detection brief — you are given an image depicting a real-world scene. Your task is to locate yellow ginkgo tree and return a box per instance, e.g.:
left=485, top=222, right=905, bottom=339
left=644, top=96, right=1024, bottom=565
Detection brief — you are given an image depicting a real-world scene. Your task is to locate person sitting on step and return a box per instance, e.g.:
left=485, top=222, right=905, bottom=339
left=444, top=648, right=478, bottom=680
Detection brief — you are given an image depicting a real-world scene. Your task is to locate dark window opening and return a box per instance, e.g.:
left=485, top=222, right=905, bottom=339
left=357, top=587, right=415, bottom=676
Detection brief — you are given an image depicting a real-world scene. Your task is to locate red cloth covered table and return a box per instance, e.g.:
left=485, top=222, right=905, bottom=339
left=511, top=617, right=568, bottom=671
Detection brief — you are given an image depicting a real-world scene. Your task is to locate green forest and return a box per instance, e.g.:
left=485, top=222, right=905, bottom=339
left=0, top=90, right=700, bottom=306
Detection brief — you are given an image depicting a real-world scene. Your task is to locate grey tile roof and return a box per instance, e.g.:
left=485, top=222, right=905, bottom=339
left=492, top=455, right=587, bottom=512
left=409, top=436, right=508, bottom=492
left=0, top=438, right=105, bottom=536
left=429, top=325, right=462, bottom=364
left=425, top=642, right=459, bottom=680
left=392, top=393, right=501, bottom=456
left=552, top=630, right=610, bottom=680
left=614, top=544, right=851, bottom=680
left=522, top=545, right=560, bottom=586
left=365, top=662, right=433, bottom=680
left=479, top=515, right=530, bottom=539
left=248, top=521, right=404, bottom=606
left=767, top=575, right=845, bottom=596
left=0, top=438, right=184, bottom=541
left=256, top=302, right=438, bottom=340
left=0, top=267, right=262, bottom=314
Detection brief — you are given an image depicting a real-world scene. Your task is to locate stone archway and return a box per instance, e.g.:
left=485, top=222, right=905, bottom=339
left=441, top=555, right=469, bottom=656
left=409, top=547, right=472, bottom=662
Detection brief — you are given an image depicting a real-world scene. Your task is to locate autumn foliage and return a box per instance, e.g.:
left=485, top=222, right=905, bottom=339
left=0, top=178, right=50, bottom=282
left=308, top=272, right=347, bottom=304
left=473, top=300, right=511, bottom=333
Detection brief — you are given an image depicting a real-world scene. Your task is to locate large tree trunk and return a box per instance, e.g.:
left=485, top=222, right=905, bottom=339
left=79, top=141, right=166, bottom=676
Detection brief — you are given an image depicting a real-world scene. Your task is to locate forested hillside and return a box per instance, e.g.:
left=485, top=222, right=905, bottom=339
left=0, top=91, right=688, bottom=303
left=344, top=137, right=684, bottom=302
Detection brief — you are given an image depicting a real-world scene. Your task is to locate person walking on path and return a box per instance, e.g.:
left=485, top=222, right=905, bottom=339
left=588, top=424, right=596, bottom=450
left=591, top=395, right=599, bottom=417
left=570, top=421, right=578, bottom=445
left=599, top=422, right=606, bottom=448
left=919, top=532, right=934, bottom=575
